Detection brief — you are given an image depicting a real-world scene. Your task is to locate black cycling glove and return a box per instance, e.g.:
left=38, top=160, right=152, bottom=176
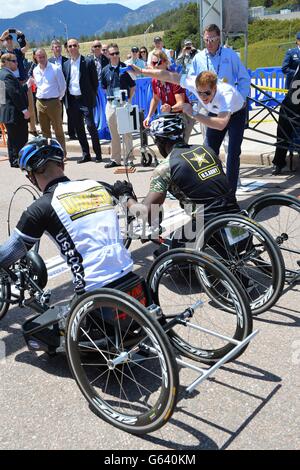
left=112, top=180, right=136, bottom=200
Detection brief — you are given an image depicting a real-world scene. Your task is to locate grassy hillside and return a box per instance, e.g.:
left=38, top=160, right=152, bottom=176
left=250, top=0, right=298, bottom=8
left=28, top=31, right=165, bottom=62
left=240, top=40, right=294, bottom=69
left=28, top=33, right=291, bottom=70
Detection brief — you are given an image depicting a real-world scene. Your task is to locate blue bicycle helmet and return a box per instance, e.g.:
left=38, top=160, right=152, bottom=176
left=19, top=137, right=64, bottom=172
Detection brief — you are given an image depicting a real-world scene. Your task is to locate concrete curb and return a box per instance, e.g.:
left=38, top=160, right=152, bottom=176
left=65, top=140, right=276, bottom=166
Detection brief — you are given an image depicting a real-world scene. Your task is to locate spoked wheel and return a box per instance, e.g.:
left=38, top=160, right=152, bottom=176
left=247, top=194, right=300, bottom=284
left=199, top=215, right=285, bottom=315
left=147, top=249, right=252, bottom=364
left=66, top=289, right=179, bottom=435
left=0, top=280, right=11, bottom=320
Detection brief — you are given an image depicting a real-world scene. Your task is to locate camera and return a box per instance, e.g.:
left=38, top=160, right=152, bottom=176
left=8, top=29, right=16, bottom=34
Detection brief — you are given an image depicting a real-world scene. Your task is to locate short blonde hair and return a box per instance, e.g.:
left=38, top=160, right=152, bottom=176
left=195, top=71, right=218, bottom=89
left=152, top=49, right=170, bottom=67
left=0, top=53, right=16, bottom=65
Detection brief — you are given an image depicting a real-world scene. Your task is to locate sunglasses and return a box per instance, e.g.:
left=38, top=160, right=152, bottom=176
left=102, top=49, right=107, bottom=52
left=110, top=51, right=120, bottom=56
left=68, top=44, right=78, bottom=48
left=93, top=45, right=102, bottom=48
left=6, top=59, right=17, bottom=63
left=197, top=89, right=212, bottom=97
left=151, top=59, right=162, bottom=66
left=203, top=36, right=220, bottom=44
left=140, top=50, right=147, bottom=54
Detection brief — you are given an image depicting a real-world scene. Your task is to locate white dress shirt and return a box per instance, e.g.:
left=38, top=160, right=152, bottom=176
left=33, top=62, right=66, bottom=100
left=69, top=56, right=81, bottom=96
left=53, top=56, right=63, bottom=67
left=180, top=75, right=244, bottom=114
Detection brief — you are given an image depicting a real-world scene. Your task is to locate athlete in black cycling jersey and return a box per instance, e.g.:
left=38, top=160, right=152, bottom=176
left=0, top=137, right=135, bottom=294
left=125, top=114, right=240, bottom=223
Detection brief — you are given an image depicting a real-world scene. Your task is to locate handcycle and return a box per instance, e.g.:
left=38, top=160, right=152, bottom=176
left=106, top=186, right=286, bottom=316
left=0, top=244, right=257, bottom=434
left=247, top=193, right=300, bottom=287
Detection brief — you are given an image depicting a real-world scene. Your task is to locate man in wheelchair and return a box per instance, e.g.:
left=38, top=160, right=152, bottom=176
left=115, top=114, right=242, bottom=253
left=0, top=137, right=144, bottom=353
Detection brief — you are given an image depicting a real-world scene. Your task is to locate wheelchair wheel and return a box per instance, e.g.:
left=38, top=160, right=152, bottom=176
left=66, top=288, right=179, bottom=435
left=199, top=215, right=285, bottom=315
left=147, top=249, right=252, bottom=364
left=0, top=280, right=10, bottom=320
left=247, top=193, right=300, bottom=283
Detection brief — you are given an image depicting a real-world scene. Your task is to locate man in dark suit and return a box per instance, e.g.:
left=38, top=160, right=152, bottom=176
left=49, top=39, right=76, bottom=140
left=63, top=38, right=102, bottom=163
left=88, top=40, right=109, bottom=81
left=282, top=32, right=300, bottom=89
left=0, top=53, right=30, bottom=167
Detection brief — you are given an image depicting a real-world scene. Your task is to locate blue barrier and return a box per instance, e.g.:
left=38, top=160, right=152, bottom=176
left=94, top=67, right=287, bottom=138
left=249, top=67, right=286, bottom=109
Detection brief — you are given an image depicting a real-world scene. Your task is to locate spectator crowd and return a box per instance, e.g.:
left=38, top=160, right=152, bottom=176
left=0, top=26, right=299, bottom=193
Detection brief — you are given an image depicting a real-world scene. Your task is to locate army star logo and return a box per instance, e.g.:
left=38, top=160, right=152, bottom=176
left=190, top=152, right=210, bottom=168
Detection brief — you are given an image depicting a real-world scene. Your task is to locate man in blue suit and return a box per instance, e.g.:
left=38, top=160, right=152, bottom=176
left=62, top=38, right=102, bottom=164
left=282, top=32, right=300, bottom=89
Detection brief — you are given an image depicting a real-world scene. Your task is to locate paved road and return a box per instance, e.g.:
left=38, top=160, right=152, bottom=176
left=0, top=150, right=299, bottom=450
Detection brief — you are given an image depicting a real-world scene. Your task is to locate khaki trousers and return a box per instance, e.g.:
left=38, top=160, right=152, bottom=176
left=27, top=88, right=37, bottom=133
left=36, top=98, right=66, bottom=156
left=106, top=102, right=133, bottom=164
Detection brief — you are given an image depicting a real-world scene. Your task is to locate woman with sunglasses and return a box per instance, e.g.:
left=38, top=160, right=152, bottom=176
left=138, top=47, right=148, bottom=63
left=143, top=49, right=194, bottom=147
left=130, top=63, right=246, bottom=194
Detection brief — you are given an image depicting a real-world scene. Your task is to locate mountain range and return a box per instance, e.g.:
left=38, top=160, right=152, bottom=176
left=0, top=0, right=193, bottom=42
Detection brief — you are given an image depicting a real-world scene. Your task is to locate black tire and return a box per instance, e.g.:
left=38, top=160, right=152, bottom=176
left=0, top=280, right=11, bottom=320
left=247, top=193, right=300, bottom=282
left=66, top=288, right=179, bottom=435
left=147, top=248, right=252, bottom=364
left=199, top=215, right=285, bottom=315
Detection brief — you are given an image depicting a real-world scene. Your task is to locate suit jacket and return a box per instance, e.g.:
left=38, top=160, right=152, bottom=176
left=62, top=55, right=99, bottom=109
left=87, top=54, right=109, bottom=70
left=0, top=68, right=28, bottom=124
left=282, top=47, right=300, bottom=89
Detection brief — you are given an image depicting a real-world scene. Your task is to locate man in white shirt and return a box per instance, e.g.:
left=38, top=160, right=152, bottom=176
left=33, top=48, right=66, bottom=157
left=49, top=39, right=77, bottom=140
left=130, top=65, right=246, bottom=194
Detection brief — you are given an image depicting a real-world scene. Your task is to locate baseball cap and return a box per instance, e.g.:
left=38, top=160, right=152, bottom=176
left=296, top=32, right=300, bottom=40
left=184, top=39, right=193, bottom=46
left=154, top=36, right=162, bottom=43
left=131, top=46, right=139, bottom=52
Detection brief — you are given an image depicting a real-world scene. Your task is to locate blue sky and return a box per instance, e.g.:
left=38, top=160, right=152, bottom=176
left=2, top=1, right=151, bottom=19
